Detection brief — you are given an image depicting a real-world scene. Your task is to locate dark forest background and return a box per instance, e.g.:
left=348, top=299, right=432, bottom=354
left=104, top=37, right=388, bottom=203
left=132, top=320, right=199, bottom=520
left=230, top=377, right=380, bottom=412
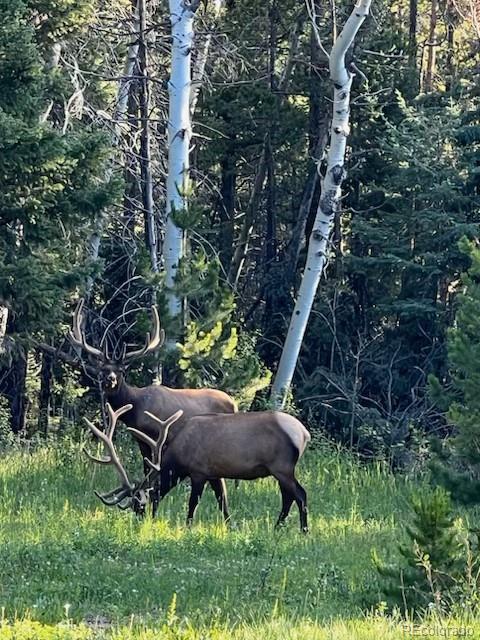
left=0, top=0, right=479, bottom=478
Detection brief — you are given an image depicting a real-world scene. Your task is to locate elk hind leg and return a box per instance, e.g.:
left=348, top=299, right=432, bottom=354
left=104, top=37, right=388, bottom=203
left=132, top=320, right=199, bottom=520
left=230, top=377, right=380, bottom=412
left=273, top=471, right=308, bottom=533
left=294, top=479, right=308, bottom=533
left=275, top=483, right=295, bottom=528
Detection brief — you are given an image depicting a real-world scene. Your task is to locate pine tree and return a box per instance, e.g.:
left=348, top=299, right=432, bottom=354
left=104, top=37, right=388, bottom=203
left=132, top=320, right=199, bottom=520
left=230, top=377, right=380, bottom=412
left=374, top=488, right=462, bottom=613
left=431, top=239, right=480, bottom=502
left=0, top=0, right=115, bottom=431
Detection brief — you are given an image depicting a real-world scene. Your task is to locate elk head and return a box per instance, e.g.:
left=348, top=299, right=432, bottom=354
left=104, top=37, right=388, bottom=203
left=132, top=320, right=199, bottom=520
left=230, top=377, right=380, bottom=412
left=69, top=298, right=165, bottom=390
left=84, top=403, right=183, bottom=514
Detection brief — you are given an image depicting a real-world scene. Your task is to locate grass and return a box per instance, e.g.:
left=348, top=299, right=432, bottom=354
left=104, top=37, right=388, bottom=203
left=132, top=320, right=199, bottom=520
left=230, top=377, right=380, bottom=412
left=0, top=438, right=478, bottom=638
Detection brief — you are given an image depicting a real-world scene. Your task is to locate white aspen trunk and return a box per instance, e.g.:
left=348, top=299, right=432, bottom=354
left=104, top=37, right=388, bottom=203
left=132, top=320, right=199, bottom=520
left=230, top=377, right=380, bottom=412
left=0, top=305, right=8, bottom=354
left=86, top=1, right=141, bottom=295
left=163, top=0, right=199, bottom=319
left=39, top=42, right=62, bottom=124
left=271, top=0, right=372, bottom=407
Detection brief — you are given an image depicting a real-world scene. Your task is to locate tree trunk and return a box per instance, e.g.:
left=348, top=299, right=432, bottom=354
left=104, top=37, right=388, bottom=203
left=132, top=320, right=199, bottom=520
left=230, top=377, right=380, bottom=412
left=11, top=352, right=27, bottom=434
left=123, top=79, right=140, bottom=232
left=39, top=42, right=62, bottom=124
left=227, top=8, right=306, bottom=288
left=423, top=0, right=438, bottom=92
left=138, top=0, right=158, bottom=275
left=265, top=133, right=276, bottom=268
left=0, top=305, right=8, bottom=354
left=190, top=0, right=223, bottom=116
left=446, top=2, right=455, bottom=91
left=227, top=141, right=268, bottom=287
left=408, top=0, right=417, bottom=65
left=38, top=350, right=53, bottom=435
left=271, top=0, right=372, bottom=407
left=163, top=0, right=199, bottom=321
left=86, top=0, right=141, bottom=296
left=218, top=143, right=236, bottom=269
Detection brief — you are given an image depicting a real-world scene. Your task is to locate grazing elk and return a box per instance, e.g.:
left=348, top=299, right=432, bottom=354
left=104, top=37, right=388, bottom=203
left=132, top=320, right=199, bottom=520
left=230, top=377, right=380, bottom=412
left=70, top=299, right=236, bottom=510
left=129, top=409, right=311, bottom=532
left=83, top=401, right=183, bottom=512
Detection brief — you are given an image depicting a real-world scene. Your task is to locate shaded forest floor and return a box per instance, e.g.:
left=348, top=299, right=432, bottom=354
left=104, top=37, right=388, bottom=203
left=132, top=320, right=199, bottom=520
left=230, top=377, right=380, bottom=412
left=0, top=440, right=478, bottom=639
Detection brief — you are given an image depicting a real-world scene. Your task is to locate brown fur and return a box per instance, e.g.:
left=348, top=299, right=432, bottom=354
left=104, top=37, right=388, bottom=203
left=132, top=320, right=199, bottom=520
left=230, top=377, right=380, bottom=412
left=151, top=411, right=310, bottom=532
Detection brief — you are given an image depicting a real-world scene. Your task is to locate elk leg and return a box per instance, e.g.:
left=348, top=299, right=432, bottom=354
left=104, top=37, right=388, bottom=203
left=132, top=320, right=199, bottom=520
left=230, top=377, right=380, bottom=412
left=187, top=477, right=206, bottom=526
left=294, top=480, right=308, bottom=533
left=275, top=484, right=295, bottom=528
left=151, top=469, right=180, bottom=518
left=273, top=472, right=308, bottom=533
left=209, top=478, right=230, bottom=522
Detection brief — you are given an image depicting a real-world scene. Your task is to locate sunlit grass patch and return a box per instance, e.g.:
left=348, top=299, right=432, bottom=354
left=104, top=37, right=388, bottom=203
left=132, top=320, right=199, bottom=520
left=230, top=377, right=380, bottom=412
left=0, top=442, right=478, bottom=636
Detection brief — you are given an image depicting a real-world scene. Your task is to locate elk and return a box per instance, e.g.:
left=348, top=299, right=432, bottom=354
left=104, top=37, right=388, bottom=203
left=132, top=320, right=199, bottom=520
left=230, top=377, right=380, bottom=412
left=129, top=409, right=311, bottom=532
left=83, top=401, right=183, bottom=513
left=70, top=299, right=236, bottom=510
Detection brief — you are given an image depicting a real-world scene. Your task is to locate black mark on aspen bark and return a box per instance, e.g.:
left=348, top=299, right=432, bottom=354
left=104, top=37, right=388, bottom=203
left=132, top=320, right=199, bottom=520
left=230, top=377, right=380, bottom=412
left=312, top=229, right=325, bottom=241
left=331, top=164, right=344, bottom=185
left=320, top=192, right=335, bottom=217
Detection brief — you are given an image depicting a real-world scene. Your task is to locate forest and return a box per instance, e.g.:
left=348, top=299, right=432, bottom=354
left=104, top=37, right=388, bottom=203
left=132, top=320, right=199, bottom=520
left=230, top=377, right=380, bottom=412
left=0, top=0, right=480, bottom=638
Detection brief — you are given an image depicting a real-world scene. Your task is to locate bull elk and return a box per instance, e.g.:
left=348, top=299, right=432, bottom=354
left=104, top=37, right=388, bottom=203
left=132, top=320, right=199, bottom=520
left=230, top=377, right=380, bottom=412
left=131, top=409, right=311, bottom=532
left=70, top=299, right=236, bottom=510
left=83, top=402, right=183, bottom=513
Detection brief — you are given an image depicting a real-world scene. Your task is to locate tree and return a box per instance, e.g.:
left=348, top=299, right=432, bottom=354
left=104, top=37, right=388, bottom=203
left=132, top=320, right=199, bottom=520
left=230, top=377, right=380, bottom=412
left=271, top=0, right=372, bottom=407
left=431, top=238, right=480, bottom=503
left=163, top=0, right=200, bottom=326
left=0, top=0, right=114, bottom=432
left=374, top=488, right=463, bottom=614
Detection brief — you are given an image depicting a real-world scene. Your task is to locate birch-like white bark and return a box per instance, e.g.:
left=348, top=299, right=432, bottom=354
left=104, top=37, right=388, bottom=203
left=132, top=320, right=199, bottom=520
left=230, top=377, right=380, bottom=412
left=86, top=1, right=141, bottom=295
left=0, top=306, right=8, bottom=354
left=39, top=42, right=63, bottom=124
left=163, top=0, right=199, bottom=318
left=271, top=0, right=372, bottom=407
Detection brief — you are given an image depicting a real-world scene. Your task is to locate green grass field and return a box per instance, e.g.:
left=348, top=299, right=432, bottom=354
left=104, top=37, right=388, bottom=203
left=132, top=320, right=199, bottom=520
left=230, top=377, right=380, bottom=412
left=0, top=439, right=478, bottom=639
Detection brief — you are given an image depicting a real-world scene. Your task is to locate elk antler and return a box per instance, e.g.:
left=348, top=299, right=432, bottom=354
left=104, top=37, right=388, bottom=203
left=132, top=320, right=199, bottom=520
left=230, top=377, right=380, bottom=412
left=83, top=403, right=135, bottom=506
left=123, top=306, right=165, bottom=362
left=69, top=298, right=105, bottom=362
left=128, top=410, right=183, bottom=472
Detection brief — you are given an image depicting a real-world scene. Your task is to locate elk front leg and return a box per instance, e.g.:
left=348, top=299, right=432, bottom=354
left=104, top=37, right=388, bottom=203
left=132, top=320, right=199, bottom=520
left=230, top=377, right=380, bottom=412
left=151, top=468, right=180, bottom=518
left=187, top=477, right=206, bottom=526
left=209, top=478, right=230, bottom=522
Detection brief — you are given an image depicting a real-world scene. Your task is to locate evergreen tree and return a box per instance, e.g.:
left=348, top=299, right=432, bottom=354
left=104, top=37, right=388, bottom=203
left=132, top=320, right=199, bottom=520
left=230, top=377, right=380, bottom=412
left=374, top=488, right=463, bottom=614
left=431, top=239, right=480, bottom=502
left=0, top=0, right=115, bottom=430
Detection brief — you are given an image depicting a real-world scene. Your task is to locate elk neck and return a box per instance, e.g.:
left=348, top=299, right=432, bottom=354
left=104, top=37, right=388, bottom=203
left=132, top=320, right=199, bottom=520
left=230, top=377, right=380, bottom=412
left=104, top=376, right=139, bottom=409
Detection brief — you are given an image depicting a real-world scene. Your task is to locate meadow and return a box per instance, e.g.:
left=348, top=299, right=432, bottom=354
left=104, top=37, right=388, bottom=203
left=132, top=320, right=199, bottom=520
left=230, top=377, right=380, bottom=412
left=0, top=437, right=478, bottom=639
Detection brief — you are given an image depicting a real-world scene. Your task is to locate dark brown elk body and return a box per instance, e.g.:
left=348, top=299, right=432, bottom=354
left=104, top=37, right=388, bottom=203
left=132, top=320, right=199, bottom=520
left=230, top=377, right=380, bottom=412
left=102, top=372, right=235, bottom=437
left=138, top=410, right=310, bottom=531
